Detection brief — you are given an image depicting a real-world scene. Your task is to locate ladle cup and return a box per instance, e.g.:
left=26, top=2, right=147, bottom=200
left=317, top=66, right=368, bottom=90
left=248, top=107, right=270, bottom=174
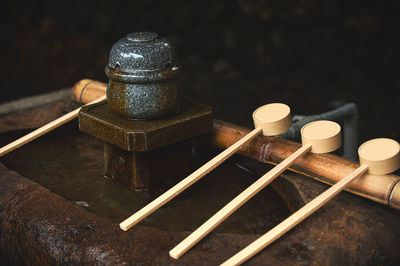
left=120, top=103, right=292, bottom=231
left=169, top=120, right=341, bottom=259
left=222, top=137, right=400, bottom=266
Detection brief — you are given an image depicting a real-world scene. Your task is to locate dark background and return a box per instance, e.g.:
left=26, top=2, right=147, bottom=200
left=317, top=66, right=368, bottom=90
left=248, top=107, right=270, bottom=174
left=1, top=0, right=399, bottom=144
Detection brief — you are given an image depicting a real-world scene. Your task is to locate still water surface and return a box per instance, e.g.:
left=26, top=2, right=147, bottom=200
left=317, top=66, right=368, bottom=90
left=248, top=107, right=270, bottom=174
left=0, top=124, right=290, bottom=234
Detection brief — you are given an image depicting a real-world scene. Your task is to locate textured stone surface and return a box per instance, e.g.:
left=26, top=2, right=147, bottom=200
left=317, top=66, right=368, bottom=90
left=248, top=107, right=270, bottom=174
left=106, top=32, right=181, bottom=119
left=1, top=94, right=400, bottom=265
left=1, top=161, right=400, bottom=265
left=104, top=140, right=192, bottom=190
left=108, top=32, right=177, bottom=72
left=105, top=67, right=181, bottom=119
left=79, top=99, right=213, bottom=151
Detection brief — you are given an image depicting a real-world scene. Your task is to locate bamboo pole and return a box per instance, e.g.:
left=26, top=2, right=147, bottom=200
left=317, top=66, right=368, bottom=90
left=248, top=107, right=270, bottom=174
left=70, top=79, right=400, bottom=210
left=211, top=120, right=400, bottom=210
left=222, top=138, right=400, bottom=265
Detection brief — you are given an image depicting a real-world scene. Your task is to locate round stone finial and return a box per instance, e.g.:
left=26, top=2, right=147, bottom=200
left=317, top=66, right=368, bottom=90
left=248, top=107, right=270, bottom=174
left=252, top=103, right=292, bottom=136
left=301, top=120, right=342, bottom=153
left=358, top=138, right=400, bottom=175
left=107, top=31, right=177, bottom=72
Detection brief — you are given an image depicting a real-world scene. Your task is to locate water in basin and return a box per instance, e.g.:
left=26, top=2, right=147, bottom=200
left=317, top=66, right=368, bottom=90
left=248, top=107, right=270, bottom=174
left=0, top=121, right=290, bottom=234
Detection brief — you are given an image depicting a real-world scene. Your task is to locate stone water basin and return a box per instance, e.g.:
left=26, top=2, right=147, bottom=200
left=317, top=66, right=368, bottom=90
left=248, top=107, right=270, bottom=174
left=1, top=97, right=400, bottom=265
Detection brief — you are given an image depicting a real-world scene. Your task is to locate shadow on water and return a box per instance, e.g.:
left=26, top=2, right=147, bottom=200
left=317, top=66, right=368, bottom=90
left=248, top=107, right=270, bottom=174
left=0, top=122, right=290, bottom=234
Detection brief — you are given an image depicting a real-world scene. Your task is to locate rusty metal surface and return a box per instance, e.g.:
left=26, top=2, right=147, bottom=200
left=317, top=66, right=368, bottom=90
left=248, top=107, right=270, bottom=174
left=79, top=99, right=212, bottom=151
left=1, top=94, right=400, bottom=264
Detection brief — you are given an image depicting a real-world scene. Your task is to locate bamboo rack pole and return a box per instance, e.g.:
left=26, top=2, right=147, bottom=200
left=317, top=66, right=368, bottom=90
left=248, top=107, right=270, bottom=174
left=211, top=120, right=400, bottom=210
left=71, top=79, right=400, bottom=210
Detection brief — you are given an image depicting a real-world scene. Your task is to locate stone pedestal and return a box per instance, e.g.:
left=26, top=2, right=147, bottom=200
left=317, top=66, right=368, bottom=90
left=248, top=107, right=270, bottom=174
left=79, top=99, right=212, bottom=190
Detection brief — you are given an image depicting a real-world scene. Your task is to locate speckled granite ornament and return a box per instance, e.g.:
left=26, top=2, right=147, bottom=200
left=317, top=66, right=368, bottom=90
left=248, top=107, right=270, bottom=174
left=106, top=32, right=181, bottom=119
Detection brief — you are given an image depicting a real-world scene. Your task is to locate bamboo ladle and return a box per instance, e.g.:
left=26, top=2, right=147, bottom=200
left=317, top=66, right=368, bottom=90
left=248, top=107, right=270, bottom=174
left=222, top=137, right=400, bottom=266
left=0, top=95, right=106, bottom=157
left=169, top=120, right=342, bottom=259
left=120, top=103, right=292, bottom=231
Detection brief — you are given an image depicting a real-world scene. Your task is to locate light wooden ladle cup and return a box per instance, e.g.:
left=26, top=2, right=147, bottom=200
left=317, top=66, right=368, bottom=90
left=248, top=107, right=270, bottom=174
left=169, top=120, right=342, bottom=259
left=119, top=103, right=292, bottom=231
left=221, top=137, right=400, bottom=266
